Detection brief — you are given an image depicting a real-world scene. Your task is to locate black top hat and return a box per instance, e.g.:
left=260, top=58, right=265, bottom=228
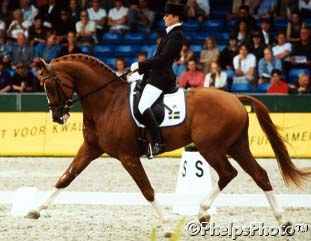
left=164, top=3, right=186, bottom=21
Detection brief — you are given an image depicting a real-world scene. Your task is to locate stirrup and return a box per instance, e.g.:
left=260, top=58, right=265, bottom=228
left=146, top=142, right=165, bottom=159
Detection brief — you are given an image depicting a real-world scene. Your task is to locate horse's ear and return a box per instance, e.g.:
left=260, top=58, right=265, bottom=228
left=38, top=58, right=48, bottom=70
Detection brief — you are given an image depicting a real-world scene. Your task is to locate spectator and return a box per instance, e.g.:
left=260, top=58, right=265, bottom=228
left=258, top=47, right=282, bottom=83
left=28, top=15, right=48, bottom=46
left=173, top=39, right=194, bottom=78
left=186, top=0, right=205, bottom=22
left=38, top=0, right=61, bottom=29
left=272, top=31, right=291, bottom=63
left=0, top=59, right=12, bottom=92
left=288, top=72, right=311, bottom=94
left=6, top=9, right=30, bottom=41
left=87, top=0, right=107, bottom=39
left=204, top=62, right=227, bottom=90
left=249, top=30, right=266, bottom=62
left=20, top=0, right=39, bottom=27
left=178, top=60, right=204, bottom=89
left=11, top=32, right=34, bottom=67
left=68, top=0, right=81, bottom=25
left=76, top=10, right=96, bottom=45
left=219, top=35, right=239, bottom=70
left=286, top=10, right=305, bottom=43
left=279, top=0, right=297, bottom=19
left=115, top=57, right=127, bottom=76
left=196, top=0, right=210, bottom=17
left=34, top=31, right=61, bottom=62
left=0, top=18, right=5, bottom=44
left=107, top=0, right=129, bottom=32
left=233, top=5, right=257, bottom=32
left=267, top=69, right=288, bottom=94
left=252, top=0, right=278, bottom=19
left=233, top=18, right=251, bottom=46
left=233, top=43, right=256, bottom=84
left=55, top=9, right=76, bottom=44
left=290, top=27, right=311, bottom=69
left=0, top=42, right=11, bottom=67
left=127, top=52, right=147, bottom=82
left=11, top=62, right=36, bottom=92
left=199, top=36, right=219, bottom=74
left=230, top=1, right=253, bottom=19
left=1, top=0, right=11, bottom=29
left=128, top=0, right=155, bottom=32
left=57, top=32, right=82, bottom=57
left=299, top=0, right=311, bottom=19
left=259, top=18, right=274, bottom=46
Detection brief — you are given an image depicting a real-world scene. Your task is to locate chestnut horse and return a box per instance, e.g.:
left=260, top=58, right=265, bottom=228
left=26, top=54, right=309, bottom=235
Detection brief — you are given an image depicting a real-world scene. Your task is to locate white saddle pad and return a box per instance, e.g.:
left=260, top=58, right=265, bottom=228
left=129, top=82, right=186, bottom=128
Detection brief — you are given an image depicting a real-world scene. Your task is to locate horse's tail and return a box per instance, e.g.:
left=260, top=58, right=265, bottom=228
left=238, top=95, right=311, bottom=188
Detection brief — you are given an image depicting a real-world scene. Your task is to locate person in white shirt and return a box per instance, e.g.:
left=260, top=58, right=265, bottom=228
left=76, top=10, right=96, bottom=45
left=87, top=0, right=107, bottom=39
left=299, top=0, right=311, bottom=18
left=20, top=0, right=38, bottom=27
left=233, top=43, right=256, bottom=84
left=272, top=31, right=292, bottom=62
left=204, top=61, right=227, bottom=89
left=108, top=0, right=129, bottom=32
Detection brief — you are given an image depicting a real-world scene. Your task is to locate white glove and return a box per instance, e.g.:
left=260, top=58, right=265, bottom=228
left=130, top=62, right=139, bottom=72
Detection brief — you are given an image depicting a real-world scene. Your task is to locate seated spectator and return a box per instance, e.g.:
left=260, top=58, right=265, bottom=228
left=87, top=0, right=107, bottom=39
left=68, top=0, right=81, bottom=25
left=11, top=62, right=36, bottom=92
left=0, top=41, right=11, bottom=67
left=199, top=36, right=219, bottom=74
left=76, top=10, right=96, bottom=45
left=38, top=0, right=61, bottom=29
left=0, top=59, right=12, bottom=92
left=267, top=69, right=288, bottom=94
left=258, top=18, right=274, bottom=46
left=219, top=35, right=239, bottom=70
left=299, top=0, right=311, bottom=19
left=258, top=47, right=282, bottom=83
left=57, top=32, right=81, bottom=57
left=196, top=0, right=210, bottom=17
left=288, top=72, right=311, bottom=94
left=233, top=43, right=256, bottom=84
left=1, top=0, right=11, bottom=29
left=20, top=0, right=39, bottom=27
left=108, top=0, right=129, bottom=32
left=204, top=62, right=227, bottom=90
left=252, top=0, right=278, bottom=19
left=230, top=1, right=253, bottom=19
left=178, top=60, right=204, bottom=89
left=127, top=52, right=147, bottom=82
left=6, top=9, right=30, bottom=41
left=28, top=15, right=48, bottom=46
left=173, top=39, right=194, bottom=78
left=34, top=31, right=61, bottom=62
left=186, top=0, right=205, bottom=22
left=233, top=18, right=251, bottom=46
left=249, top=30, right=266, bottom=62
left=233, top=5, right=257, bottom=31
left=128, top=0, right=155, bottom=32
left=55, top=9, right=75, bottom=44
left=286, top=10, right=305, bottom=43
left=115, top=57, right=127, bottom=76
left=279, top=0, right=298, bottom=19
left=11, top=32, right=34, bottom=68
left=272, top=31, right=292, bottom=64
left=290, top=27, right=311, bottom=69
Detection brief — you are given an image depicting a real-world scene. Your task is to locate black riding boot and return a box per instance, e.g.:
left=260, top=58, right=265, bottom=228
left=142, top=108, right=165, bottom=157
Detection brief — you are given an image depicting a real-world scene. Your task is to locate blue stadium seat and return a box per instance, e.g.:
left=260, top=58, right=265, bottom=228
left=98, top=57, right=116, bottom=69
left=93, top=45, right=114, bottom=57
left=273, top=19, right=289, bottom=31
left=287, top=68, right=310, bottom=82
left=211, top=7, right=231, bottom=18
left=156, top=20, right=165, bottom=30
left=208, top=32, right=229, bottom=45
left=8, top=69, right=15, bottom=77
left=123, top=32, right=146, bottom=45
left=218, top=44, right=226, bottom=51
left=78, top=45, right=93, bottom=55
left=226, top=19, right=236, bottom=31
left=147, top=32, right=158, bottom=44
left=183, top=19, right=200, bottom=31
left=202, top=19, right=225, bottom=32
left=192, top=32, right=209, bottom=44
left=125, top=57, right=136, bottom=65
left=101, top=32, right=122, bottom=44
left=190, top=44, right=203, bottom=60
left=114, top=45, right=139, bottom=57
left=230, top=83, right=254, bottom=93
left=255, top=83, right=270, bottom=93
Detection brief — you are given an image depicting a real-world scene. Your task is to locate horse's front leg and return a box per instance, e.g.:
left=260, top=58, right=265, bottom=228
left=25, top=142, right=103, bottom=219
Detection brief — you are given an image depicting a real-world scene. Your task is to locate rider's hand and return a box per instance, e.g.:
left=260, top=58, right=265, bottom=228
left=130, top=62, right=139, bottom=72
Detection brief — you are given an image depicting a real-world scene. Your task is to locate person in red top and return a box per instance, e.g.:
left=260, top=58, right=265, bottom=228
left=178, top=59, right=204, bottom=89
left=267, top=69, right=288, bottom=94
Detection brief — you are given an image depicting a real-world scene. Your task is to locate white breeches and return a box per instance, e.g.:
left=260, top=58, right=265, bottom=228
left=138, top=84, right=163, bottom=114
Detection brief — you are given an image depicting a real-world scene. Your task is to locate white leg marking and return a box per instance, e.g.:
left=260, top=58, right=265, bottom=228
left=150, top=198, right=169, bottom=223
left=200, top=185, right=221, bottom=210
left=265, top=191, right=285, bottom=224
left=37, top=188, right=62, bottom=211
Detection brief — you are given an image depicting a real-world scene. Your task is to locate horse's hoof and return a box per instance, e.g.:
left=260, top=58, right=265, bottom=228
left=198, top=215, right=210, bottom=227
left=25, top=210, right=40, bottom=219
left=281, top=221, right=294, bottom=236
left=164, top=231, right=173, bottom=238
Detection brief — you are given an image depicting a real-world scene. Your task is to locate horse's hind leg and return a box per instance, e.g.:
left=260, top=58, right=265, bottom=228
left=228, top=131, right=289, bottom=226
left=196, top=149, right=238, bottom=223
left=25, top=142, right=103, bottom=219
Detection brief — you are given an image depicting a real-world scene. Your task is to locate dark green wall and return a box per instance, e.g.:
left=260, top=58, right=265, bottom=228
left=0, top=93, right=310, bottom=112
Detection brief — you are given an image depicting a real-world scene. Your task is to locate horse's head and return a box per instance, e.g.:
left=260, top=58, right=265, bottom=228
left=38, top=58, right=75, bottom=125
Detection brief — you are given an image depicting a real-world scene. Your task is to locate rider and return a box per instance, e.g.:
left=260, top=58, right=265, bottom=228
left=130, top=3, right=186, bottom=156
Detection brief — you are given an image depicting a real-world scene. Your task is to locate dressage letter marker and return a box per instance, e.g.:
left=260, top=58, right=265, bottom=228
left=172, top=151, right=217, bottom=215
